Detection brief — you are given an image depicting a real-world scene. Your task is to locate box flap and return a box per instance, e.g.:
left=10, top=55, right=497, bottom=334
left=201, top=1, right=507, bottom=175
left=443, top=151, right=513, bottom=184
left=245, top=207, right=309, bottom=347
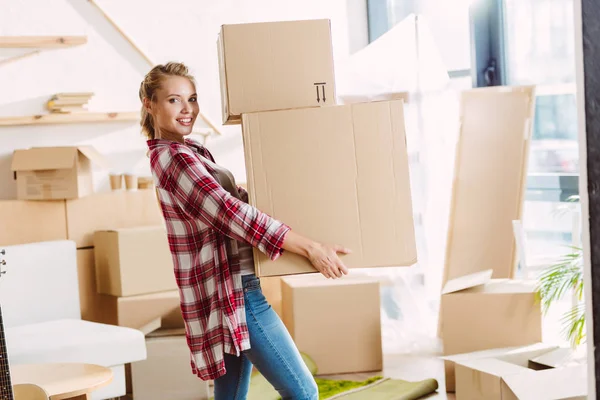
left=502, top=364, right=587, bottom=400
left=442, top=343, right=555, bottom=363
left=529, top=348, right=585, bottom=369
left=441, top=269, right=493, bottom=295
left=456, top=357, right=527, bottom=377
left=77, top=146, right=110, bottom=168
left=11, top=147, right=77, bottom=171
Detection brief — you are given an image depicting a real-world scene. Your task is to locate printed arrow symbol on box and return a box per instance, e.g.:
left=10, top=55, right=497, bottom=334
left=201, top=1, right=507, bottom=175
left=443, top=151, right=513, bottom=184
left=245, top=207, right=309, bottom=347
left=316, top=86, right=320, bottom=102
left=322, top=86, right=326, bottom=103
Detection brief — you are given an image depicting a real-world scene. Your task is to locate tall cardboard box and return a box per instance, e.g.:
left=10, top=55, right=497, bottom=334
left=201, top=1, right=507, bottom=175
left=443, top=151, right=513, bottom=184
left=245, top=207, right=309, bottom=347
left=218, top=19, right=335, bottom=124
left=281, top=274, right=382, bottom=374
left=66, top=189, right=164, bottom=248
left=129, top=331, right=209, bottom=400
left=242, top=100, right=416, bottom=277
left=94, top=226, right=177, bottom=297
left=11, top=146, right=109, bottom=200
left=441, top=270, right=542, bottom=391
left=443, top=86, right=535, bottom=283
left=450, top=344, right=587, bottom=399
left=78, top=248, right=183, bottom=329
left=0, top=200, right=67, bottom=246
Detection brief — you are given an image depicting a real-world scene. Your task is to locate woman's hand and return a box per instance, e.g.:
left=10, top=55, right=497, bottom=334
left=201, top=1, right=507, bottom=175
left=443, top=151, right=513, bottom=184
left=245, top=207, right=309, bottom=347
left=282, top=230, right=351, bottom=279
left=306, top=243, right=351, bottom=279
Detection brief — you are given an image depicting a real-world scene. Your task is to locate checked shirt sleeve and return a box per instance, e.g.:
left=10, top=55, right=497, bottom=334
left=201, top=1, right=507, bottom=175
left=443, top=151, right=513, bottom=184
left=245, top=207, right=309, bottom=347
left=167, top=146, right=290, bottom=261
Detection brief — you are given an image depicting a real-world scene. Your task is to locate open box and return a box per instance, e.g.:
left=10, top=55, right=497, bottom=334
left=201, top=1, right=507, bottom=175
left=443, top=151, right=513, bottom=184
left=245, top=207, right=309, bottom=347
left=448, top=343, right=587, bottom=399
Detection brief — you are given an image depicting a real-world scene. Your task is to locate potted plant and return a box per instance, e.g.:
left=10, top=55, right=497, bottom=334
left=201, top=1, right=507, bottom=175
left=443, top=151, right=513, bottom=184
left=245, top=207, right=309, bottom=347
left=536, top=195, right=585, bottom=348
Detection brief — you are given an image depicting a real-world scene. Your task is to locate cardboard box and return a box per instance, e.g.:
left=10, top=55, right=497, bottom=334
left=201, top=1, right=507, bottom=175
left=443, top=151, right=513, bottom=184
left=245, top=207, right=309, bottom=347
left=242, top=100, right=416, bottom=277
left=281, top=274, right=382, bottom=374
left=78, top=248, right=183, bottom=329
left=218, top=19, right=335, bottom=124
left=11, top=146, right=109, bottom=200
left=441, top=270, right=542, bottom=391
left=66, top=189, right=164, bottom=248
left=129, top=332, right=209, bottom=400
left=0, top=200, right=67, bottom=246
left=443, top=86, right=535, bottom=283
left=94, top=226, right=177, bottom=297
left=451, top=344, right=587, bottom=399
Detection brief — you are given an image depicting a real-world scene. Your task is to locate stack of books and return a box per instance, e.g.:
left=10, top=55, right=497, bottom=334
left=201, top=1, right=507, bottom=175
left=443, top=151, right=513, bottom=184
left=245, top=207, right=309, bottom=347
left=46, top=92, right=94, bottom=113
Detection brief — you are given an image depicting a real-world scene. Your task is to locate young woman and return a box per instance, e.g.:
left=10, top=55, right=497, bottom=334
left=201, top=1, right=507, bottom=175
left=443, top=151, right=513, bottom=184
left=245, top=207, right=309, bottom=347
left=141, top=62, right=351, bottom=400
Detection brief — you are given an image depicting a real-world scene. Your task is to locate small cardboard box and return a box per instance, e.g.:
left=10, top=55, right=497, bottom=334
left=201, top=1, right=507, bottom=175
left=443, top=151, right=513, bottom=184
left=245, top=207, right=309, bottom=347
left=78, top=248, right=183, bottom=329
left=281, top=274, right=382, bottom=375
left=94, top=226, right=177, bottom=297
left=451, top=344, right=587, bottom=399
left=0, top=200, right=67, bottom=246
left=128, top=332, right=209, bottom=400
left=66, top=189, right=164, bottom=248
left=11, top=146, right=109, bottom=200
left=218, top=19, right=336, bottom=124
left=441, top=270, right=542, bottom=391
left=242, top=100, right=416, bottom=277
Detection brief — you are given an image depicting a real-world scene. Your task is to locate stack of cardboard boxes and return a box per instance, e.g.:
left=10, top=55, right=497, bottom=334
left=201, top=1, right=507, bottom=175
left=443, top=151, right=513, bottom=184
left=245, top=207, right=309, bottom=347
left=6, top=148, right=209, bottom=398
left=218, top=18, right=417, bottom=376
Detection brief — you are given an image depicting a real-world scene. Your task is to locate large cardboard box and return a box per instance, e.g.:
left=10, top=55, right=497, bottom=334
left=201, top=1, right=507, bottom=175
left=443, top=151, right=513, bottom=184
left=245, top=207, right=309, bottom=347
left=0, top=200, right=67, bottom=246
left=128, top=332, right=209, bottom=400
left=242, top=100, right=416, bottom=277
left=11, top=146, right=109, bottom=200
left=78, top=248, right=183, bottom=329
left=94, top=226, right=177, bottom=297
left=443, top=86, right=535, bottom=283
left=281, top=274, right=382, bottom=375
left=441, top=270, right=542, bottom=391
left=450, top=344, right=587, bottom=399
left=66, top=189, right=164, bottom=248
left=218, top=19, right=335, bottom=124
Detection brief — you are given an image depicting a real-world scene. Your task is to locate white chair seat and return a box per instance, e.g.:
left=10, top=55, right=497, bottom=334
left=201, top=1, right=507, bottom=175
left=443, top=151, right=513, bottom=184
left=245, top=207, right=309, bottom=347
left=6, top=319, right=147, bottom=367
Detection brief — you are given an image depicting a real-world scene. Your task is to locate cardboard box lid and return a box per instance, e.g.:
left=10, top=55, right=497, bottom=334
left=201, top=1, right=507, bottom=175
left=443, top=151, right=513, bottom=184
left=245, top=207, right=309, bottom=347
left=441, top=269, right=493, bottom=295
left=502, top=364, right=587, bottom=399
left=529, top=348, right=585, bottom=369
left=441, top=270, right=537, bottom=295
left=11, top=146, right=109, bottom=172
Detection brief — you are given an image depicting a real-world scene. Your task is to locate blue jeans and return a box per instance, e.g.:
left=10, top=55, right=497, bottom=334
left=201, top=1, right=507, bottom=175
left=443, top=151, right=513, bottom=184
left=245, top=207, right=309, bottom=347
left=213, top=274, right=318, bottom=400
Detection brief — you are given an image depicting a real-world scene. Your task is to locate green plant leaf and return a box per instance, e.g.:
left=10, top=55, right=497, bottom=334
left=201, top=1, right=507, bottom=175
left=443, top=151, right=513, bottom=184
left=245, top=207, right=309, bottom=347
left=559, top=302, right=587, bottom=347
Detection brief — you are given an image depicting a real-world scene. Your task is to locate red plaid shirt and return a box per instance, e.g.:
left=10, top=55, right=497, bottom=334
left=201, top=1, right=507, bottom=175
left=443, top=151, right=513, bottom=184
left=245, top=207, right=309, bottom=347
left=147, top=138, right=290, bottom=380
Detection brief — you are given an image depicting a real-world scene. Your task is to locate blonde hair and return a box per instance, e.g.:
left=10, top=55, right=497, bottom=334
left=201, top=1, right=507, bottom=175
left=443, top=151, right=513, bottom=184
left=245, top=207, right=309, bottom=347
left=139, top=62, right=196, bottom=140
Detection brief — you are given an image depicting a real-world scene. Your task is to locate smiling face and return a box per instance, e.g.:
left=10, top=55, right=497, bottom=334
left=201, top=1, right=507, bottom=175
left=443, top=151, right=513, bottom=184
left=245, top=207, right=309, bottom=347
left=145, top=75, right=199, bottom=143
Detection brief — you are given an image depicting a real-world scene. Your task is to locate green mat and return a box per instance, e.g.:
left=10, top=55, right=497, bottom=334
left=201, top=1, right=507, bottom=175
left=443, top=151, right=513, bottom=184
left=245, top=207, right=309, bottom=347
left=212, top=353, right=439, bottom=400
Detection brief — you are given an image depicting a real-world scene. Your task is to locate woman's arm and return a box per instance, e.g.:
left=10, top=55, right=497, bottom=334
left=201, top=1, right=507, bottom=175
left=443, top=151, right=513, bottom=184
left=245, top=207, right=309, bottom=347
left=282, top=230, right=351, bottom=279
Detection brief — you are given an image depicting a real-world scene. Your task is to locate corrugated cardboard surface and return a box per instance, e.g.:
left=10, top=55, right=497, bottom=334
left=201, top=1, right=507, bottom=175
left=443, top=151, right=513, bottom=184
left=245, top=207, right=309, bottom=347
left=66, top=189, right=164, bottom=248
left=0, top=200, right=67, bottom=246
left=78, top=249, right=183, bottom=329
left=129, top=334, right=209, bottom=400
left=443, top=86, right=535, bottom=283
left=242, top=101, right=416, bottom=277
left=218, top=19, right=335, bottom=124
left=94, top=226, right=177, bottom=297
left=282, top=274, right=382, bottom=375
left=441, top=273, right=542, bottom=392
left=453, top=345, right=586, bottom=400
left=11, top=146, right=109, bottom=200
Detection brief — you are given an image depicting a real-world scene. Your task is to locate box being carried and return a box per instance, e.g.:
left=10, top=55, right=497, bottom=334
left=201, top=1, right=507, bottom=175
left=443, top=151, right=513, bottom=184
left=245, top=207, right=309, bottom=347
left=440, top=270, right=542, bottom=391
left=218, top=19, right=336, bottom=124
left=242, top=100, right=417, bottom=277
left=11, top=146, right=109, bottom=200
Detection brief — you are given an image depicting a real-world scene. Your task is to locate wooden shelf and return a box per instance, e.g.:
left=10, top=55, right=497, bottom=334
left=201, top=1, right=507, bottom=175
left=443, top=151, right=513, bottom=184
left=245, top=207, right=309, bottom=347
left=0, top=36, right=87, bottom=48
left=0, top=112, right=140, bottom=127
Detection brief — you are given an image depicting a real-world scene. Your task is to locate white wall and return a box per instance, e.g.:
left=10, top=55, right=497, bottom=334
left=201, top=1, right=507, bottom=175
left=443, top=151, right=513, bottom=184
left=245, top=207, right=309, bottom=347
left=0, top=0, right=366, bottom=199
